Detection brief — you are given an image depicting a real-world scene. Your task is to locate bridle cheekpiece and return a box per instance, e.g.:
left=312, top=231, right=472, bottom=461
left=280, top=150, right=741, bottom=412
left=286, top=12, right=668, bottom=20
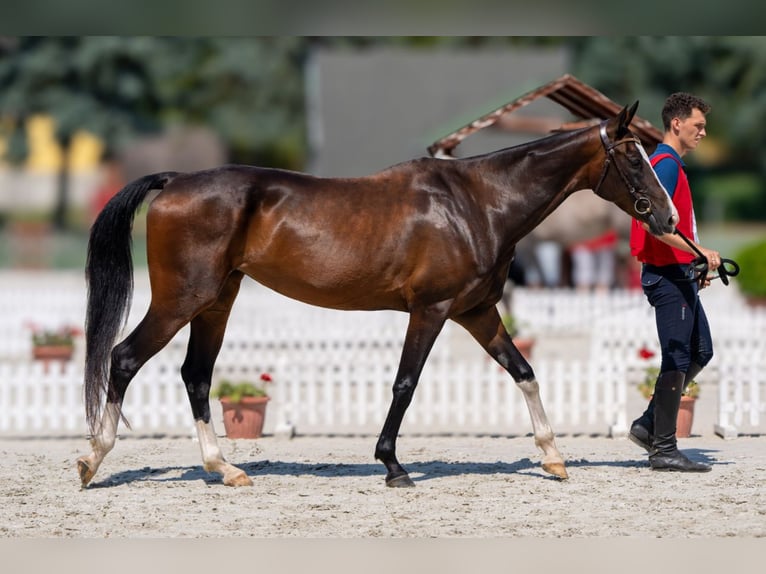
left=594, top=121, right=652, bottom=216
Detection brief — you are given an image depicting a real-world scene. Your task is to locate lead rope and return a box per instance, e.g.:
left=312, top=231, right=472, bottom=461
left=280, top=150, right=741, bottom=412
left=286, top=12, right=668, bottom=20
left=673, top=228, right=740, bottom=287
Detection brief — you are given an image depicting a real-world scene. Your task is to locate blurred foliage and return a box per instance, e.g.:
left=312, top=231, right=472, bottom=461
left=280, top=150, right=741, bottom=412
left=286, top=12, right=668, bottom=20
left=732, top=238, right=766, bottom=298
left=0, top=37, right=308, bottom=168
left=212, top=379, right=269, bottom=401
left=691, top=171, right=766, bottom=222
left=0, top=36, right=563, bottom=170
left=571, top=37, right=766, bottom=173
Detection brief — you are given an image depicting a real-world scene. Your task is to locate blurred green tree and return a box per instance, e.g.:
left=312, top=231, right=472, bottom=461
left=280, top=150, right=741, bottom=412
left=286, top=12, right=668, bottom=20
left=0, top=37, right=308, bottom=229
left=571, top=38, right=766, bottom=164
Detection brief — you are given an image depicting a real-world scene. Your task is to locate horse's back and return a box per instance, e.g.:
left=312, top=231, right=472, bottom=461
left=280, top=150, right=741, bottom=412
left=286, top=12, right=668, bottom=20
left=144, top=160, right=497, bottom=312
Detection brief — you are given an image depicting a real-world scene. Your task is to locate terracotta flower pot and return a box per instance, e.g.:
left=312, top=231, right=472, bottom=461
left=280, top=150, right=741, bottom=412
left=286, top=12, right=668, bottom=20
left=32, top=345, right=74, bottom=373
left=219, top=396, right=270, bottom=439
left=676, top=395, right=696, bottom=438
left=32, top=345, right=74, bottom=362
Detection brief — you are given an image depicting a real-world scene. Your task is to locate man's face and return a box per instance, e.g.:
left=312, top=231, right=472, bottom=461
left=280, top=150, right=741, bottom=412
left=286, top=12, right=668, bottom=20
left=675, top=108, right=707, bottom=153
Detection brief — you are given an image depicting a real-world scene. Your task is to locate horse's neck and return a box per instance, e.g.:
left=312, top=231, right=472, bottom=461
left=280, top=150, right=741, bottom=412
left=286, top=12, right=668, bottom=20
left=477, top=138, right=595, bottom=233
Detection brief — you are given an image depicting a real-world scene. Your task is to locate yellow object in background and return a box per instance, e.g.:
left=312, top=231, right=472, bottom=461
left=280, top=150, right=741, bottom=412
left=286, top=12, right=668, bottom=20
left=1, top=115, right=103, bottom=173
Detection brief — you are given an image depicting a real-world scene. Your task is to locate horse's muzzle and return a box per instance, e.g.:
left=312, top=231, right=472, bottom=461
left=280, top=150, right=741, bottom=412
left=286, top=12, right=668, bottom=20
left=646, top=211, right=677, bottom=236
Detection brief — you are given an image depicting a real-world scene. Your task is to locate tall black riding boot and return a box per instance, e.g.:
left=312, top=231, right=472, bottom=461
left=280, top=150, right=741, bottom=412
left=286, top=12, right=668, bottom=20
left=629, top=397, right=654, bottom=452
left=629, top=362, right=704, bottom=453
left=649, top=370, right=711, bottom=472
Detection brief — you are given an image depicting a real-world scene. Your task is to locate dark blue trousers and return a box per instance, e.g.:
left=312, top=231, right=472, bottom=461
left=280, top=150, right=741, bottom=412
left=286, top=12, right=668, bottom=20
left=641, top=264, right=714, bottom=373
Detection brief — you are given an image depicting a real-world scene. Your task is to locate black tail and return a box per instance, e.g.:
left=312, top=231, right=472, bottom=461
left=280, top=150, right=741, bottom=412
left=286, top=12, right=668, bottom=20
left=84, top=171, right=179, bottom=434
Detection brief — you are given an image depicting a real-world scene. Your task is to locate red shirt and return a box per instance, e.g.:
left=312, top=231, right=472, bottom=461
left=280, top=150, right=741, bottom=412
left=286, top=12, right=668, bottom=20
left=630, top=153, right=696, bottom=266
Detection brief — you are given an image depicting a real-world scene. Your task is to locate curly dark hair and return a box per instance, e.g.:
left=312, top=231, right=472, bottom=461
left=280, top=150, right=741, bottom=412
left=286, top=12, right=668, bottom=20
left=661, top=92, right=711, bottom=131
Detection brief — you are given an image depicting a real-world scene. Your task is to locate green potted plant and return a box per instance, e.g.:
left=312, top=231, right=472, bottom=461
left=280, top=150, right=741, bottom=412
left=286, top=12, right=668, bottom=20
left=501, top=313, right=535, bottom=360
left=27, top=322, right=81, bottom=363
left=212, top=374, right=272, bottom=439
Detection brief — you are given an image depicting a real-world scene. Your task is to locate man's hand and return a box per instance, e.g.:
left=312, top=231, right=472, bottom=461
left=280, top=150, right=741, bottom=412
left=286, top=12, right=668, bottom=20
left=642, top=223, right=721, bottom=268
left=698, top=246, right=722, bottom=272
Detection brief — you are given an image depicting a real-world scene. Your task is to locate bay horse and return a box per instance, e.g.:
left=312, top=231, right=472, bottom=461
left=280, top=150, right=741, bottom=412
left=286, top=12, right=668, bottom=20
left=78, top=102, right=677, bottom=488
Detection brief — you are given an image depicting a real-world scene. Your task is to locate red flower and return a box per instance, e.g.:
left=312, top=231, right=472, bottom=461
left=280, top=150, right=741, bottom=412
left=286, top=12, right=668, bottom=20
left=68, top=325, right=84, bottom=337
left=260, top=373, right=273, bottom=383
left=638, top=347, right=655, bottom=360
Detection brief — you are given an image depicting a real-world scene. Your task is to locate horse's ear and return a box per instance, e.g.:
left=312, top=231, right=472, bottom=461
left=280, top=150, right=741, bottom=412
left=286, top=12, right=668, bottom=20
left=615, top=100, right=638, bottom=137
left=615, top=101, right=638, bottom=135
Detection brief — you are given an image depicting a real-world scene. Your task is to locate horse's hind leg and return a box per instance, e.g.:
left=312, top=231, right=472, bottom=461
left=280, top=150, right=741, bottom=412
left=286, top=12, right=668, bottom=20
left=181, top=272, right=252, bottom=487
left=76, top=403, right=121, bottom=488
left=77, top=304, right=192, bottom=487
left=454, top=306, right=568, bottom=480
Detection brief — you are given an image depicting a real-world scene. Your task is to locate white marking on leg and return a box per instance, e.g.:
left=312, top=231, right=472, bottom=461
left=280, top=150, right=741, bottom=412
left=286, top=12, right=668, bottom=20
left=195, top=419, right=226, bottom=472
left=517, top=379, right=568, bottom=478
left=194, top=420, right=253, bottom=487
left=77, top=403, right=121, bottom=487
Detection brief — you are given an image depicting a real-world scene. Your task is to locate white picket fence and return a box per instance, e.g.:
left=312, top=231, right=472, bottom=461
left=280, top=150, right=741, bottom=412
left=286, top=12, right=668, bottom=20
left=0, top=352, right=628, bottom=438
left=1, top=271, right=764, bottom=438
left=0, top=361, right=188, bottom=435
left=712, top=309, right=766, bottom=437
left=579, top=287, right=766, bottom=438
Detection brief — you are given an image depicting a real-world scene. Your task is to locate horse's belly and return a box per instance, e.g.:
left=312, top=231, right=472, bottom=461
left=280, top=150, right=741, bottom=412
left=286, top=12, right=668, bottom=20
left=241, top=264, right=406, bottom=312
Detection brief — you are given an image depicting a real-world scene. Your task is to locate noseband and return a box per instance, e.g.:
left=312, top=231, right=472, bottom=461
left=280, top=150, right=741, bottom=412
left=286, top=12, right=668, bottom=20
left=594, top=122, right=652, bottom=216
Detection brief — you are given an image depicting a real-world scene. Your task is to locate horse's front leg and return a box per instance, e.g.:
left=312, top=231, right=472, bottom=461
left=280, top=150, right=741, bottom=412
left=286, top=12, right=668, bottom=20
left=455, top=306, right=568, bottom=480
left=193, top=420, right=252, bottom=487
left=183, top=273, right=252, bottom=487
left=375, top=305, right=448, bottom=487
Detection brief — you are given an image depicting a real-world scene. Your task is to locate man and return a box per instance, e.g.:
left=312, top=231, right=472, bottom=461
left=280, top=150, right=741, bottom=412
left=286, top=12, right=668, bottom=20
left=628, top=92, right=720, bottom=472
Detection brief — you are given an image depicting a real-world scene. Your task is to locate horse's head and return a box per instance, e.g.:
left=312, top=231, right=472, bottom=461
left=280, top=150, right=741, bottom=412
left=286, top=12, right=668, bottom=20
left=591, top=102, right=678, bottom=236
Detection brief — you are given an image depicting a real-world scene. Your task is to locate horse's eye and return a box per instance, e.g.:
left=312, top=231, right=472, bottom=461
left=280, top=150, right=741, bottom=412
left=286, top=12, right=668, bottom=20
left=628, top=154, right=642, bottom=168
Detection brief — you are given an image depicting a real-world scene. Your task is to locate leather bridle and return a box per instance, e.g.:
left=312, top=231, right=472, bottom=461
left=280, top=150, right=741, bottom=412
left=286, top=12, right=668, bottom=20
left=594, top=122, right=653, bottom=216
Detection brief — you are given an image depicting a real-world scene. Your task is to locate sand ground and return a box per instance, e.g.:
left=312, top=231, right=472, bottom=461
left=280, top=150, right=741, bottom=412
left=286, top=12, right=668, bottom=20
left=2, top=432, right=764, bottom=539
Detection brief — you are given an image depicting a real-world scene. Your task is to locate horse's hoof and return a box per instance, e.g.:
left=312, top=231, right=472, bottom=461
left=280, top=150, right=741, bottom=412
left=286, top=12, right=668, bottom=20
left=224, top=471, right=254, bottom=487
left=77, top=458, right=95, bottom=488
left=385, top=473, right=415, bottom=488
left=542, top=461, right=569, bottom=480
